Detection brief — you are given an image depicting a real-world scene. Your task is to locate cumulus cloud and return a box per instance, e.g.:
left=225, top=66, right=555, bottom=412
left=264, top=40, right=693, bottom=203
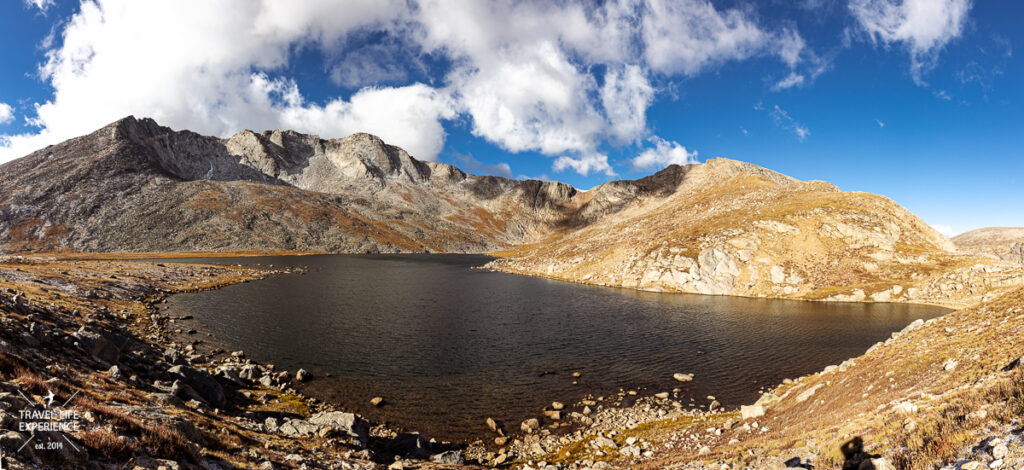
left=849, top=0, right=971, bottom=83
left=553, top=152, right=615, bottom=177
left=642, top=0, right=798, bottom=75
left=0, top=103, right=14, bottom=125
left=1, top=0, right=810, bottom=175
left=629, top=137, right=698, bottom=171
left=448, top=41, right=606, bottom=156
left=601, top=65, right=655, bottom=145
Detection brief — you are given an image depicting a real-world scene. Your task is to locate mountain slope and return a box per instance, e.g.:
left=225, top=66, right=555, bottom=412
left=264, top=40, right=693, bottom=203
left=0, top=117, right=679, bottom=254
left=953, top=227, right=1024, bottom=265
left=487, top=158, right=1024, bottom=306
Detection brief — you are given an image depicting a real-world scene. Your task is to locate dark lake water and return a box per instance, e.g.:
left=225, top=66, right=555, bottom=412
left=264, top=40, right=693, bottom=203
left=158, top=254, right=948, bottom=442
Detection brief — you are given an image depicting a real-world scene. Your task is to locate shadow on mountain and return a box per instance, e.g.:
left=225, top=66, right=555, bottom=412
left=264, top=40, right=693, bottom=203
left=841, top=436, right=880, bottom=470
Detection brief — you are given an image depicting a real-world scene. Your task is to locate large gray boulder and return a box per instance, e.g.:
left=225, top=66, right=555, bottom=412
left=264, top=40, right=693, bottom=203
left=309, top=411, right=369, bottom=444
left=72, top=326, right=122, bottom=364
left=278, top=419, right=319, bottom=437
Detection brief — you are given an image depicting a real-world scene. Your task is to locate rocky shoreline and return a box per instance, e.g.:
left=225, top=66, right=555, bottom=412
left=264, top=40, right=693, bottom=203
left=2, top=255, right=1023, bottom=470
left=0, top=256, right=731, bottom=469
left=0, top=256, right=487, bottom=468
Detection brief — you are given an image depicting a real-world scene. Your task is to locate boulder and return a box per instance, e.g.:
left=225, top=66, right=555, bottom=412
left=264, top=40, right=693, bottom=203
left=309, top=411, right=370, bottom=444
left=431, top=450, right=465, bottom=465
left=740, top=404, right=765, bottom=419
left=238, top=365, right=259, bottom=382
left=72, top=326, right=121, bottom=364
left=278, top=419, right=319, bottom=437
left=385, top=433, right=432, bottom=459
left=673, top=373, right=694, bottom=382
left=167, top=365, right=227, bottom=409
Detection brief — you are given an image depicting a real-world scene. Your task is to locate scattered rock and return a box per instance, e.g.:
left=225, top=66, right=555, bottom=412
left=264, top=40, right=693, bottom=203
left=521, top=418, right=540, bottom=433
left=673, top=373, right=694, bottom=382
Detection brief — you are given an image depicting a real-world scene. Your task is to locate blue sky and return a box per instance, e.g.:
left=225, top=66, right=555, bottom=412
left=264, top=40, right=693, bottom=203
left=0, top=0, right=1021, bottom=235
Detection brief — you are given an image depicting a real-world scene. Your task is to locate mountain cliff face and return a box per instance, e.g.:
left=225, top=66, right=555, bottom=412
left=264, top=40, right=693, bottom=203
left=0, top=117, right=646, bottom=253
left=953, top=227, right=1024, bottom=265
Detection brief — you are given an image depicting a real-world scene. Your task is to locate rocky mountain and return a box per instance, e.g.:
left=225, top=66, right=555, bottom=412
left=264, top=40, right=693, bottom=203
left=487, top=158, right=1024, bottom=306
left=4, top=116, right=1021, bottom=305
left=0, top=116, right=676, bottom=254
left=953, top=227, right=1024, bottom=265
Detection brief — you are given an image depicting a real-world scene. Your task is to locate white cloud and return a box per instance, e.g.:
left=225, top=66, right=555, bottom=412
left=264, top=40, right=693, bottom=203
left=271, top=79, right=457, bottom=160
left=0, top=103, right=14, bottom=125
left=768, top=105, right=811, bottom=141
left=773, top=72, right=806, bottom=90
left=553, top=152, right=615, bottom=177
left=875, top=118, right=885, bottom=127
left=931, top=223, right=955, bottom=237
left=448, top=41, right=606, bottom=156
left=24, top=0, right=55, bottom=12
left=849, top=0, right=971, bottom=83
left=629, top=137, right=698, bottom=171
left=600, top=64, right=655, bottom=145
left=643, top=0, right=799, bottom=75
left=776, top=28, right=807, bottom=68
left=1, top=0, right=810, bottom=176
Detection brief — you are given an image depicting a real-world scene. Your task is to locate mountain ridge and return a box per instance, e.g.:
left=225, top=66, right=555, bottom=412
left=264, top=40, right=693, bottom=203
left=4, top=116, right=1022, bottom=307
left=0, top=116, right=687, bottom=254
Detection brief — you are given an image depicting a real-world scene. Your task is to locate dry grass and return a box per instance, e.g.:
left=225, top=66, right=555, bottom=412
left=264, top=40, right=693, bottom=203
left=80, top=428, right=138, bottom=461
left=141, top=424, right=197, bottom=462
left=74, top=396, right=198, bottom=462
left=621, top=286, right=1024, bottom=469
left=886, top=367, right=1024, bottom=469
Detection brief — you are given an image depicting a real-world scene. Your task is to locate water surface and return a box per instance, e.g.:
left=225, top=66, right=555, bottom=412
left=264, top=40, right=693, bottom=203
left=159, top=254, right=947, bottom=442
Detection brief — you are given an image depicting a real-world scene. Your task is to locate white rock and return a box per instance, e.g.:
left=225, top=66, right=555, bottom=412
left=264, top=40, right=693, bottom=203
left=740, top=404, right=765, bottom=419
left=796, top=384, right=823, bottom=403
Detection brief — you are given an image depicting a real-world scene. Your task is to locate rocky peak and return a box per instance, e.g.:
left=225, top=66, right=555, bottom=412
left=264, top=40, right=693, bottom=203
left=696, top=157, right=799, bottom=186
